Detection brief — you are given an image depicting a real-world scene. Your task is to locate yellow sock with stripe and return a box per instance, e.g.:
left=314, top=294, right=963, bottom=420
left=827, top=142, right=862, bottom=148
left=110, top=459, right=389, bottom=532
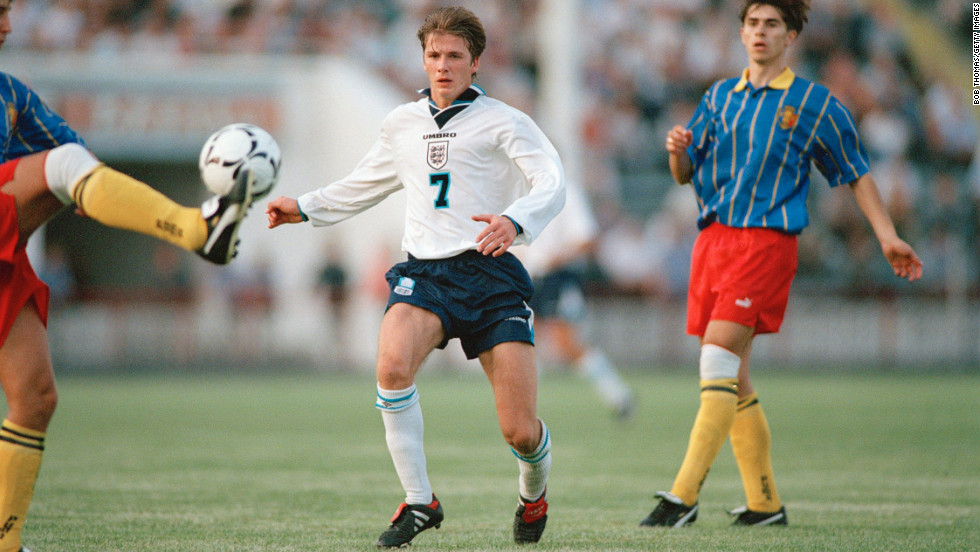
left=0, top=420, right=45, bottom=552
left=72, top=165, right=208, bottom=251
left=730, top=392, right=782, bottom=512
left=669, top=377, right=738, bottom=505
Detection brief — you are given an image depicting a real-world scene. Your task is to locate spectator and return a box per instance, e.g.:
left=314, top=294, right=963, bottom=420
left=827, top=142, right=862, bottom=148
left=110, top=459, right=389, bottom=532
left=6, top=0, right=975, bottom=296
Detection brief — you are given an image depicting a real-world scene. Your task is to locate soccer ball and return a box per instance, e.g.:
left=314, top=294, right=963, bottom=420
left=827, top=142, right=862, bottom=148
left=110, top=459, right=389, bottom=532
left=199, top=123, right=281, bottom=198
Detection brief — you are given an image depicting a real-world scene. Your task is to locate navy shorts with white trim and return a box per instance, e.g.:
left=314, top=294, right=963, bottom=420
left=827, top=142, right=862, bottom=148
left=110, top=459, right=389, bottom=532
left=385, top=250, right=535, bottom=359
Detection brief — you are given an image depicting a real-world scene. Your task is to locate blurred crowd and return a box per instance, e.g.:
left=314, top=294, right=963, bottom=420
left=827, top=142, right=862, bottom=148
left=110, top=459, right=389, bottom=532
left=11, top=0, right=979, bottom=300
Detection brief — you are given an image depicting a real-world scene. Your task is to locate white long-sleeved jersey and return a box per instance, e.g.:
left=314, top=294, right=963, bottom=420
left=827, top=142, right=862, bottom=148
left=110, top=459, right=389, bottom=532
left=298, top=86, right=565, bottom=259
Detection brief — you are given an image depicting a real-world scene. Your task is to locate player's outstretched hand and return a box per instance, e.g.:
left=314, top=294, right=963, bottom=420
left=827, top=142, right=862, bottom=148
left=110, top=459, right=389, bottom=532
left=266, top=196, right=303, bottom=228
left=473, top=214, right=518, bottom=257
left=881, top=238, right=923, bottom=282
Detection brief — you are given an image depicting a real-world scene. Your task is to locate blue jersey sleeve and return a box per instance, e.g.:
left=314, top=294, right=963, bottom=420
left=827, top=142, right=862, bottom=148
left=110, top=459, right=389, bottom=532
left=0, top=72, right=83, bottom=162
left=686, top=86, right=715, bottom=172
left=810, top=96, right=869, bottom=188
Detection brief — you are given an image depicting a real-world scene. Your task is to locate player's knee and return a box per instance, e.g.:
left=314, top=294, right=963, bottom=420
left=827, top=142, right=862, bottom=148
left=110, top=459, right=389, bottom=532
left=36, top=385, right=58, bottom=422
left=8, top=384, right=57, bottom=429
left=376, top=355, right=416, bottom=390
left=502, top=421, right=541, bottom=454
left=376, top=366, right=414, bottom=389
left=44, top=142, right=99, bottom=205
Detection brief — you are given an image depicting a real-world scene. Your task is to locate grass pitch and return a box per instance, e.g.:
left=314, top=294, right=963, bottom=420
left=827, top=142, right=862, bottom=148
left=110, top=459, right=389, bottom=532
left=19, top=368, right=980, bottom=551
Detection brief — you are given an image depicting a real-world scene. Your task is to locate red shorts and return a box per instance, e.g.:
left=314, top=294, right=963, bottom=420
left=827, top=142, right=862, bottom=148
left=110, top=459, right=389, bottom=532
left=0, top=158, right=50, bottom=348
left=686, top=223, right=797, bottom=336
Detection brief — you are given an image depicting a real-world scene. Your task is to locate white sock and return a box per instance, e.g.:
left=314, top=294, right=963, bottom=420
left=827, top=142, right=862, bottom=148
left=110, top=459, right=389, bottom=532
left=513, top=419, right=551, bottom=501
left=376, top=384, right=432, bottom=505
left=576, top=349, right=632, bottom=410
left=44, top=143, right=99, bottom=205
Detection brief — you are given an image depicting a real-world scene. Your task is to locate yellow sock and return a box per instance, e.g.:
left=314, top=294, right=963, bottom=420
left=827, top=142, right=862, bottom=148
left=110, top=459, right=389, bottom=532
left=72, top=165, right=208, bottom=251
left=731, top=393, right=781, bottom=512
left=0, top=420, right=45, bottom=552
left=669, top=378, right=738, bottom=505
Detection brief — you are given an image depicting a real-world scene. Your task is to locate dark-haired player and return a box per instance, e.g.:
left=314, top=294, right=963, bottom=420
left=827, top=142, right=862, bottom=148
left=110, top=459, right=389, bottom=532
left=639, top=0, right=921, bottom=528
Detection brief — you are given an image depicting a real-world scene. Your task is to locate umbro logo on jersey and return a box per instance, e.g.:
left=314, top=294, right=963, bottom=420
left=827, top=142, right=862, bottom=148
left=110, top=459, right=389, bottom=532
left=735, top=297, right=753, bottom=308
left=422, top=132, right=456, bottom=140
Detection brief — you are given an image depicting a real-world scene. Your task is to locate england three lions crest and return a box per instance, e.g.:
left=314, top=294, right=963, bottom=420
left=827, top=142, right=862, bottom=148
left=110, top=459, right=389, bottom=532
left=427, top=141, right=449, bottom=170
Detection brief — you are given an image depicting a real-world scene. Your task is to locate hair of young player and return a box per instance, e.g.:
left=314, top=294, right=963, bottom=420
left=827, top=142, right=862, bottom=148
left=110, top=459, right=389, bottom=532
left=416, top=6, right=487, bottom=60
left=739, top=0, right=810, bottom=34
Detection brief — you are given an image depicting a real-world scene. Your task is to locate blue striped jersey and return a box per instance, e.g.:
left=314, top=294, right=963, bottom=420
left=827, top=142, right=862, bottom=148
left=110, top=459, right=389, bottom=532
left=685, top=68, right=869, bottom=234
left=0, top=72, right=82, bottom=162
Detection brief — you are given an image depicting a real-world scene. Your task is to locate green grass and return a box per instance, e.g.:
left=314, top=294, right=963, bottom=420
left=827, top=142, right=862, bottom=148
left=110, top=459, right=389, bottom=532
left=16, top=369, right=980, bottom=551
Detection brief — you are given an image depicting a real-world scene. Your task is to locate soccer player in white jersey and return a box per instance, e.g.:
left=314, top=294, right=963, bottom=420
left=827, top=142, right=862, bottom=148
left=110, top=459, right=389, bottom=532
left=266, top=6, right=565, bottom=548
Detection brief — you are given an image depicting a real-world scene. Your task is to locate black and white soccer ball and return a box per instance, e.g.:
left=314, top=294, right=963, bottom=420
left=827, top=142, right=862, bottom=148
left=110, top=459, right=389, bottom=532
left=199, top=123, right=281, bottom=198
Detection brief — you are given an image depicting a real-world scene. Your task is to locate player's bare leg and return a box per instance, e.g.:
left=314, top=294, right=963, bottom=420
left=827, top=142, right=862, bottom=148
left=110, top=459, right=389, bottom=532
left=0, top=304, right=55, bottom=552
left=736, top=340, right=756, bottom=398
left=702, top=320, right=755, bottom=357
left=480, top=341, right=540, bottom=454
left=376, top=303, right=442, bottom=391
left=0, top=306, right=56, bottom=430
left=374, top=303, right=444, bottom=548
left=479, top=341, right=551, bottom=543
left=1, top=153, right=64, bottom=245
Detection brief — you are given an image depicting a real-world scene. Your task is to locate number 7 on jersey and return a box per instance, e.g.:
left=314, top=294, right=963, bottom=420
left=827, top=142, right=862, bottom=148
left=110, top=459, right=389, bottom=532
left=429, top=172, right=450, bottom=209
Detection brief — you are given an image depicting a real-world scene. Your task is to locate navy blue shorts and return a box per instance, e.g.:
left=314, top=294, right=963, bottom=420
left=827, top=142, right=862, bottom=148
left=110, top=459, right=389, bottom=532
left=385, top=250, right=535, bottom=359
